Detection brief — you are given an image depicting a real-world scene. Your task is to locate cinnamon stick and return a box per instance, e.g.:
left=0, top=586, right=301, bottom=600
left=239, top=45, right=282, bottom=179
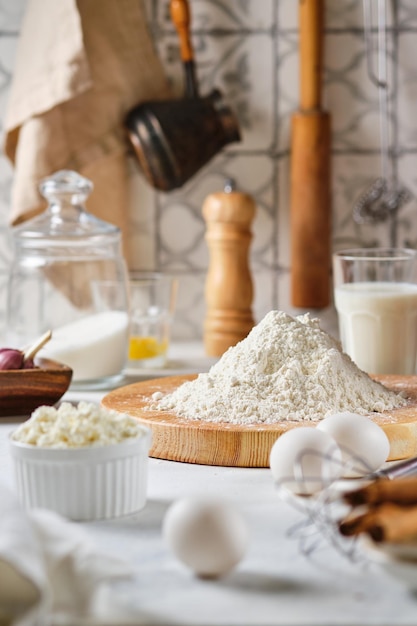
left=344, top=477, right=417, bottom=507
left=340, top=502, right=417, bottom=543
left=339, top=509, right=376, bottom=537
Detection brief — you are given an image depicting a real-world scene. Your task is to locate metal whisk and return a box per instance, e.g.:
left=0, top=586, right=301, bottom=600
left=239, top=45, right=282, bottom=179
left=353, top=0, right=411, bottom=226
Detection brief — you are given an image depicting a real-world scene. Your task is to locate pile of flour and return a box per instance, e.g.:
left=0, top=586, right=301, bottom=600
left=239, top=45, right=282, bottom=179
left=153, top=311, right=407, bottom=424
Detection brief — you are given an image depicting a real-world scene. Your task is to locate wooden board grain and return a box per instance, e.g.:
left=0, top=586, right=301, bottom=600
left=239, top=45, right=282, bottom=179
left=102, top=374, right=417, bottom=467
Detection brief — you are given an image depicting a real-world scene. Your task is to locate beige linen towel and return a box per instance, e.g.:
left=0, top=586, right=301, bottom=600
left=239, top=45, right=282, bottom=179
left=3, top=0, right=170, bottom=247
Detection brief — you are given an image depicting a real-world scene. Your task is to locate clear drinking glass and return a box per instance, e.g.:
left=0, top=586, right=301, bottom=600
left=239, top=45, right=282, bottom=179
left=333, top=247, right=417, bottom=375
left=127, top=273, right=178, bottom=369
left=7, top=170, right=129, bottom=389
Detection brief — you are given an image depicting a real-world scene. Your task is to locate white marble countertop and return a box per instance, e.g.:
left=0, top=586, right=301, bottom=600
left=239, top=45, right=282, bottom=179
left=2, top=341, right=417, bottom=625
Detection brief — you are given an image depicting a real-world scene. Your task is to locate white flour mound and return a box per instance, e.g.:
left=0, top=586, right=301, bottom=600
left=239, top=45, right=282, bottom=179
left=154, top=311, right=407, bottom=424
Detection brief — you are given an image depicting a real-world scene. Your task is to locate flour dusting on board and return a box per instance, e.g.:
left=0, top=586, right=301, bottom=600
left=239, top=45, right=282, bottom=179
left=153, top=311, right=406, bottom=424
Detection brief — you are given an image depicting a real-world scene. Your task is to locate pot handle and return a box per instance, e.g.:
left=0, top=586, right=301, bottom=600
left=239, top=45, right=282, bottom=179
left=170, top=0, right=199, bottom=98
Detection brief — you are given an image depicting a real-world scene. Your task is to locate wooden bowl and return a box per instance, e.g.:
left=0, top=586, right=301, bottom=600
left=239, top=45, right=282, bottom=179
left=0, top=358, right=73, bottom=417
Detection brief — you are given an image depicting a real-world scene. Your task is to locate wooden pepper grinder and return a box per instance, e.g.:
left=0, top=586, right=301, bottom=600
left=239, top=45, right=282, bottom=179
left=203, top=180, right=256, bottom=357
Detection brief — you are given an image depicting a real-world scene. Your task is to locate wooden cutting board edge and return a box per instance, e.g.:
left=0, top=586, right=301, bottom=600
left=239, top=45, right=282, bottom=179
left=102, top=374, right=417, bottom=467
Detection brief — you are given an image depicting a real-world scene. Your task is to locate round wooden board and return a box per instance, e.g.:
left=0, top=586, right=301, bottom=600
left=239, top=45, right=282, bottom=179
left=102, top=374, right=417, bottom=467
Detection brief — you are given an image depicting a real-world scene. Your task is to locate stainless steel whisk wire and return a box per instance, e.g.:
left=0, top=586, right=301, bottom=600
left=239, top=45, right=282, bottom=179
left=353, top=0, right=411, bottom=227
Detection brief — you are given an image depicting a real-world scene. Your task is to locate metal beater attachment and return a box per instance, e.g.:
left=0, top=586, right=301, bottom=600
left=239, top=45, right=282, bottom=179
left=353, top=0, right=411, bottom=225
left=353, top=178, right=411, bottom=225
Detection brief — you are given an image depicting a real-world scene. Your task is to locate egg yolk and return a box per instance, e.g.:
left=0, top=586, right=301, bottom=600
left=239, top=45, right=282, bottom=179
left=129, top=336, right=167, bottom=360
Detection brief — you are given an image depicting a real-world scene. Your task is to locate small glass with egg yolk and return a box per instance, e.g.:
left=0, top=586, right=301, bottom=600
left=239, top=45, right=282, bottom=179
left=127, top=273, right=178, bottom=369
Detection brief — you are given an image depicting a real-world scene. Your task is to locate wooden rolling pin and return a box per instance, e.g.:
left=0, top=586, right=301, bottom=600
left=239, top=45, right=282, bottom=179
left=290, top=0, right=331, bottom=308
left=203, top=181, right=256, bottom=357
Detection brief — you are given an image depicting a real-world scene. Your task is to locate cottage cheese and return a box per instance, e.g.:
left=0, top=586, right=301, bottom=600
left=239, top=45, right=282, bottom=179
left=12, top=401, right=142, bottom=448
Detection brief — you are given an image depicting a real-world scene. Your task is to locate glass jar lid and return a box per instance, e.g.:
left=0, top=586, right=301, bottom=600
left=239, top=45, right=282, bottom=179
left=12, top=170, right=120, bottom=245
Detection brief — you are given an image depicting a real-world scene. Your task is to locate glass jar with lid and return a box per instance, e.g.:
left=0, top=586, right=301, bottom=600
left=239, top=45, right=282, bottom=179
left=7, top=170, right=130, bottom=389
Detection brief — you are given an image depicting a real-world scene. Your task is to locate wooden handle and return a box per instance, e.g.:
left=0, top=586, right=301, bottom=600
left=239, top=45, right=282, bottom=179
left=299, top=0, right=324, bottom=110
left=290, top=112, right=331, bottom=308
left=23, top=329, right=52, bottom=361
left=170, top=0, right=194, bottom=62
left=290, top=0, right=330, bottom=308
left=203, top=189, right=256, bottom=357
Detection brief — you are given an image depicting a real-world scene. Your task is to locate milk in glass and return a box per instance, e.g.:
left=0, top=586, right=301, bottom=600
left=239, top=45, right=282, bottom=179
left=334, top=281, right=417, bottom=375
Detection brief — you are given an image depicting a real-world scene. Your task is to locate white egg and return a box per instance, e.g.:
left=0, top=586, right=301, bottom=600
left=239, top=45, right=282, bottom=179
left=316, top=412, right=390, bottom=478
left=162, top=498, right=248, bottom=578
left=269, top=427, right=342, bottom=495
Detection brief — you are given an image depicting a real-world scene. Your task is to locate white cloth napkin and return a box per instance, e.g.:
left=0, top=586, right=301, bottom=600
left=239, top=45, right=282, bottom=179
left=0, top=484, right=133, bottom=626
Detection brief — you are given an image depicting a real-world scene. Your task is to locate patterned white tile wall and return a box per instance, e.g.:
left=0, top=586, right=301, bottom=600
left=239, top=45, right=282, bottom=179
left=0, top=0, right=416, bottom=341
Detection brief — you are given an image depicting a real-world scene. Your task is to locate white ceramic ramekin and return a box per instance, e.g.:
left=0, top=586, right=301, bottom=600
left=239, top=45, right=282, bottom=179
left=9, top=425, right=152, bottom=521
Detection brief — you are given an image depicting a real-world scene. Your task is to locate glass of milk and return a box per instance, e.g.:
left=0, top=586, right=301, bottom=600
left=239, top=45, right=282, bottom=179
left=127, top=273, right=178, bottom=369
left=333, top=248, right=417, bottom=375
